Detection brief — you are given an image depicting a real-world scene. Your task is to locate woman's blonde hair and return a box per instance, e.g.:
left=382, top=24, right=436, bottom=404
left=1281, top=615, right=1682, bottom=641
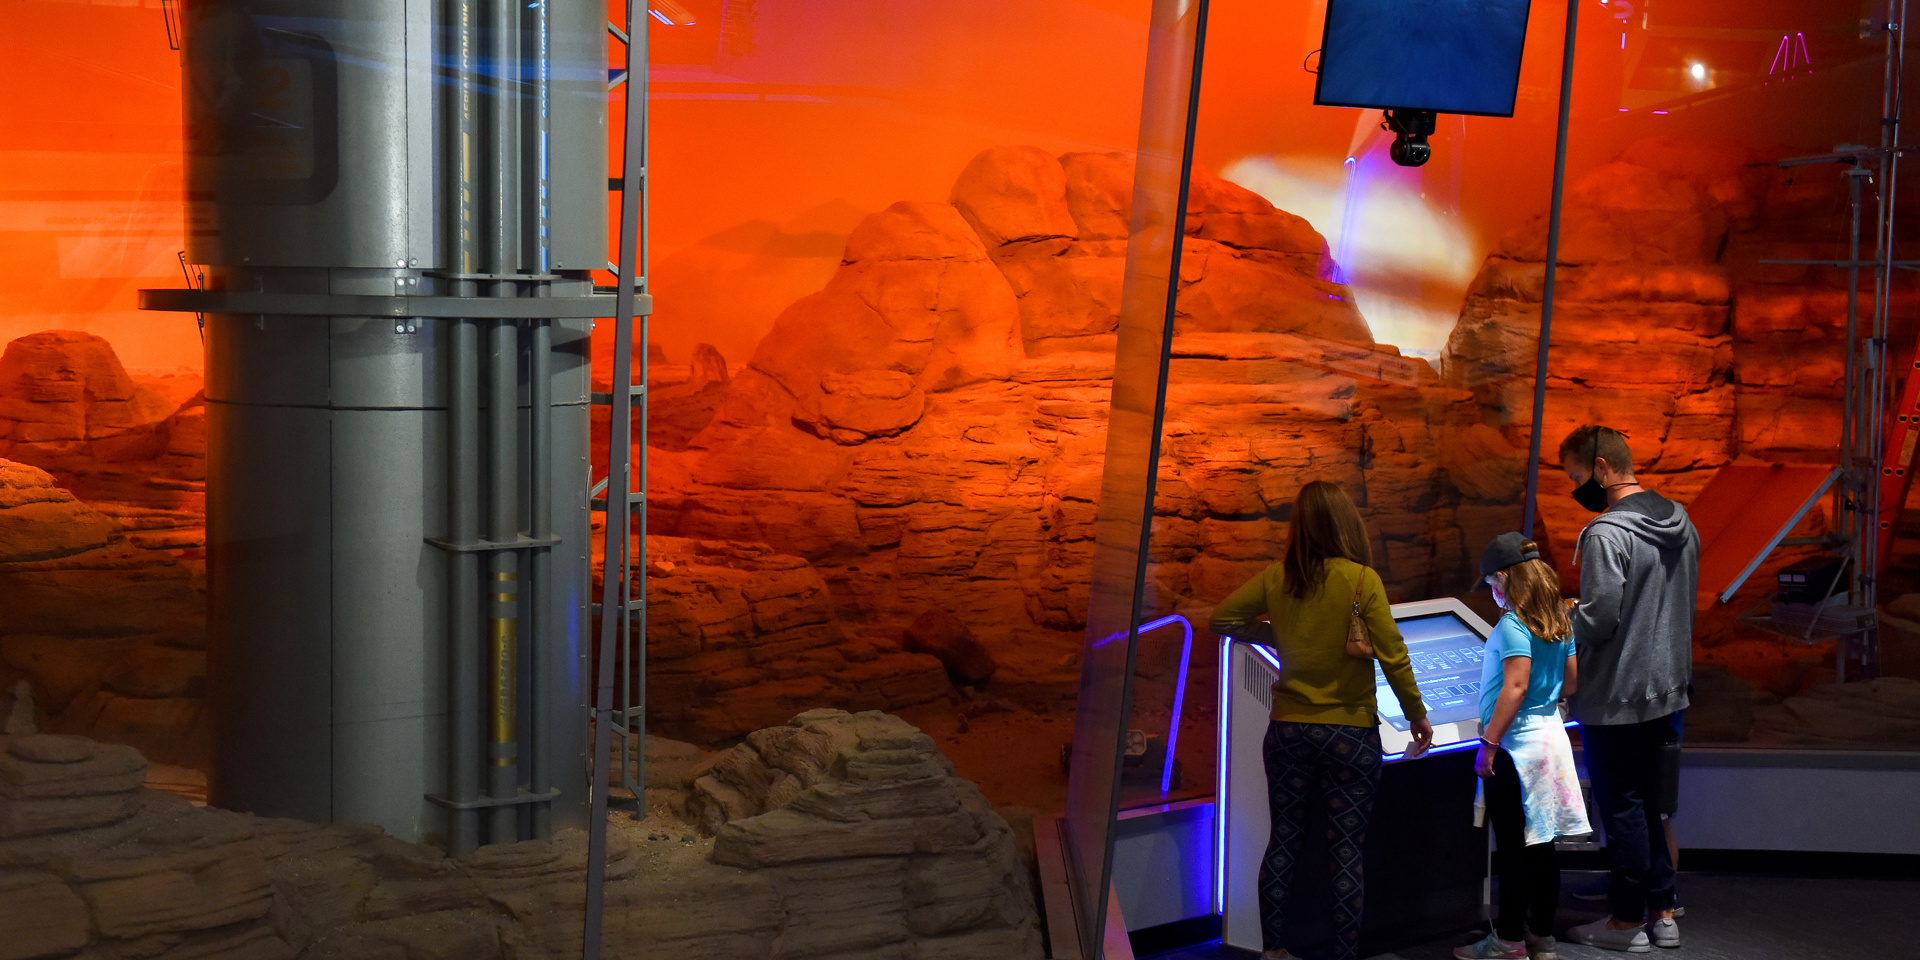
left=1495, top=541, right=1571, bottom=642
left=1283, top=481, right=1372, bottom=600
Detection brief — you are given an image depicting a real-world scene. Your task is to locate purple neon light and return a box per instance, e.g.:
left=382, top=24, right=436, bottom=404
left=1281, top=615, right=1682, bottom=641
left=1137, top=614, right=1196, bottom=796
left=1251, top=645, right=1281, bottom=671
left=1214, top=637, right=1280, bottom=914
left=1213, top=636, right=1232, bottom=914
left=1091, top=614, right=1196, bottom=798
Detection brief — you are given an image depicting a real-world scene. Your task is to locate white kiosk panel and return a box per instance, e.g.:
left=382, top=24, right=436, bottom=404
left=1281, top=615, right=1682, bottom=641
left=1218, top=598, right=1496, bottom=952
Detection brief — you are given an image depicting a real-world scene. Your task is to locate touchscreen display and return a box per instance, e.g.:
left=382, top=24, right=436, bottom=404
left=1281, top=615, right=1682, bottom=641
left=1374, top=613, right=1486, bottom=731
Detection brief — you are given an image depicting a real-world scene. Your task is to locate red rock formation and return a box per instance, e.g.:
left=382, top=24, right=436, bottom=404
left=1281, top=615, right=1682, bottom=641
left=639, top=536, right=951, bottom=745
left=0, top=332, right=174, bottom=472
left=0, top=461, right=120, bottom=563
left=643, top=147, right=1517, bottom=739
left=21, top=138, right=1901, bottom=759
left=949, top=145, right=1369, bottom=354
left=1440, top=137, right=1920, bottom=714
left=0, top=334, right=208, bottom=768
left=1442, top=140, right=1848, bottom=576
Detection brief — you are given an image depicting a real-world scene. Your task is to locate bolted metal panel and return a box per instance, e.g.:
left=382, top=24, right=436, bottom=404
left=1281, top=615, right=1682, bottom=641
left=203, top=314, right=332, bottom=408
left=329, top=407, right=449, bottom=841
left=543, top=319, right=593, bottom=830
left=328, top=316, right=447, bottom=409
left=546, top=0, right=608, bottom=271
left=403, top=0, right=437, bottom=265
left=184, top=0, right=416, bottom=269
left=203, top=313, right=590, bottom=844
left=206, top=387, right=334, bottom=823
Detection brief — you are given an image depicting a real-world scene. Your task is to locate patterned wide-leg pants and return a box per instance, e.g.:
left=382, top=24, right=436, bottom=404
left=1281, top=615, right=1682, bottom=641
left=1258, top=719, right=1383, bottom=960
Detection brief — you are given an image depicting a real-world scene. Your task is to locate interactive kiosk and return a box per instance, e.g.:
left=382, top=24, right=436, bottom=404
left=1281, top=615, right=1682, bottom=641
left=1218, top=598, right=1502, bottom=954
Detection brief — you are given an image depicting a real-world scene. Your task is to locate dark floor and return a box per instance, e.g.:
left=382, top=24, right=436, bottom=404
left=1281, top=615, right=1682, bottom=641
left=1144, top=870, right=1918, bottom=960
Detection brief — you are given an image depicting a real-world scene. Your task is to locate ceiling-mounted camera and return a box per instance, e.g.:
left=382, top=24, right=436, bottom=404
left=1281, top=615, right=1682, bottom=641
left=1313, top=0, right=1534, bottom=170
left=1382, top=108, right=1437, bottom=167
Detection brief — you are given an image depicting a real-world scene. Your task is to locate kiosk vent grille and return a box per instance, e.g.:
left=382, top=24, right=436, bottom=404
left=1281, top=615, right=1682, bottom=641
left=1241, top=652, right=1273, bottom=711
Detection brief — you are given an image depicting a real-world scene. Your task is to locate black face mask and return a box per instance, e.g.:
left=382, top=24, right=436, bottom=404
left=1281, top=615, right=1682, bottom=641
left=1572, top=474, right=1609, bottom=513
left=1572, top=427, right=1623, bottom=513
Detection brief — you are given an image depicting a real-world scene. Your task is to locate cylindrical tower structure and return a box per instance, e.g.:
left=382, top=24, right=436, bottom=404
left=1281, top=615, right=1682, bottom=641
left=148, top=0, right=610, bottom=850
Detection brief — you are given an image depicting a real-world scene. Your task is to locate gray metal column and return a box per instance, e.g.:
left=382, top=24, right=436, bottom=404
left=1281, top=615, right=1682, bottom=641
left=153, top=0, right=606, bottom=850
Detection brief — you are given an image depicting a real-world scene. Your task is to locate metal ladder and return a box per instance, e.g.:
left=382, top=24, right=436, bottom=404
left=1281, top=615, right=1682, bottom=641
left=584, top=2, right=648, bottom=957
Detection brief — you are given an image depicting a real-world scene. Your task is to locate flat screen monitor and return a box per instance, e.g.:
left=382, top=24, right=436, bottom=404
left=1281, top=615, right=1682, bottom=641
left=1375, top=612, right=1489, bottom=731
left=1313, top=0, right=1533, bottom=117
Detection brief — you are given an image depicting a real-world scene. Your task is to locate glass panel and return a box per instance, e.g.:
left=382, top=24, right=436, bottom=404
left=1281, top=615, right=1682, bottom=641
left=1061, top=0, right=1206, bottom=952
left=1540, top=0, right=1914, bottom=750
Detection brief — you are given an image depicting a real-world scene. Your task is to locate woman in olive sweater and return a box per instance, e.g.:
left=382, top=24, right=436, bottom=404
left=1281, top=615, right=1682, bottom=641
left=1210, top=481, right=1433, bottom=960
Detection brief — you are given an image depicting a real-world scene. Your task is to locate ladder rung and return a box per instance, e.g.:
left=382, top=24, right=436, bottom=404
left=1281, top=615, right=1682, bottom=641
left=590, top=385, right=646, bottom=404
left=590, top=495, right=644, bottom=512
left=589, top=603, right=645, bottom=621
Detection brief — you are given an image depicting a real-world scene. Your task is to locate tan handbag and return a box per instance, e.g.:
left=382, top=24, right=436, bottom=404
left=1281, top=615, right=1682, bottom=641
left=1345, top=574, right=1376, bottom=660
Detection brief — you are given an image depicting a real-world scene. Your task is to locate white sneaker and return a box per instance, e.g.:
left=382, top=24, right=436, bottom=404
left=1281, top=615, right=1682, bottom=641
left=1567, top=917, right=1652, bottom=953
left=1525, top=933, right=1559, bottom=960
left=1646, top=916, right=1680, bottom=948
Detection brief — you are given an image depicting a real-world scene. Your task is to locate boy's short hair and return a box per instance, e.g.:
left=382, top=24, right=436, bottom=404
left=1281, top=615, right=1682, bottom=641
left=1558, top=424, right=1635, bottom=474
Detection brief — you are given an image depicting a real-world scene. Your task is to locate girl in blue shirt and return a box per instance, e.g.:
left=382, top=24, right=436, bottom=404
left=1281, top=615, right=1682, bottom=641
left=1456, top=533, right=1591, bottom=960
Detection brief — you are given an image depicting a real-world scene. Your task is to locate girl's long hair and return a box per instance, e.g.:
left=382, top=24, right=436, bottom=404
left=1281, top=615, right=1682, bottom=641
left=1283, top=481, right=1373, bottom=600
left=1499, top=543, right=1571, bottom=642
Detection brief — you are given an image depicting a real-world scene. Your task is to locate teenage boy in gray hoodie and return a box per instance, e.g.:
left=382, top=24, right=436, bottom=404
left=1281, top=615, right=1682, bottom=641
left=1557, top=425, right=1698, bottom=954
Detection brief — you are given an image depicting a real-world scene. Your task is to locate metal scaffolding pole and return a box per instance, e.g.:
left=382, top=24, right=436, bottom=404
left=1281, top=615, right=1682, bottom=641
left=1520, top=0, right=1581, bottom=541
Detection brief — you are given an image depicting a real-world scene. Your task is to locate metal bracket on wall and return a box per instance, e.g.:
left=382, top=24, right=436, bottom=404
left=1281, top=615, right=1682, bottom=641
left=588, top=603, right=644, bottom=621
left=139, top=288, right=650, bottom=320
left=424, top=535, right=563, bottom=553
left=426, top=787, right=562, bottom=811
left=424, top=270, right=565, bottom=282
left=590, top=384, right=646, bottom=405
left=587, top=496, right=642, bottom=513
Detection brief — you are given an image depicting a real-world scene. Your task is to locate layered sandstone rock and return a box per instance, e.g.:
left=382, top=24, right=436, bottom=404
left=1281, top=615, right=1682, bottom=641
left=0, top=460, right=119, bottom=563
left=1439, top=144, right=1752, bottom=572
left=903, top=609, right=997, bottom=686
left=1435, top=140, right=1908, bottom=579
left=0, top=733, right=146, bottom=838
left=0, top=331, right=174, bottom=471
left=686, top=709, right=1044, bottom=958
left=1438, top=138, right=1920, bottom=712
left=640, top=537, right=952, bottom=745
left=0, top=334, right=208, bottom=769
left=0, top=724, right=1040, bottom=960
left=638, top=146, right=1520, bottom=741
left=950, top=145, right=1368, bottom=354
